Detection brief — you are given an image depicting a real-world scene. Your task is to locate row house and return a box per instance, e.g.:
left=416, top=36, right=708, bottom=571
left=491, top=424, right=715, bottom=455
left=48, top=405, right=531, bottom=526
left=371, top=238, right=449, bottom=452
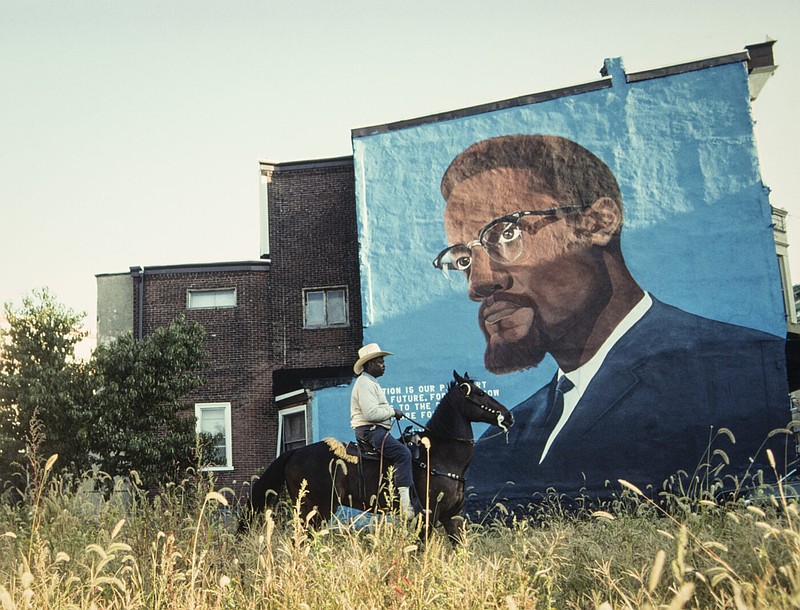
left=96, top=157, right=361, bottom=490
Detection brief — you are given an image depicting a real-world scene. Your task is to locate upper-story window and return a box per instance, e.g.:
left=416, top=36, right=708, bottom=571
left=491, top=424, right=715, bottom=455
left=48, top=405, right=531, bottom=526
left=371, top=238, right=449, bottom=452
left=303, top=287, right=348, bottom=328
left=187, top=288, right=236, bottom=309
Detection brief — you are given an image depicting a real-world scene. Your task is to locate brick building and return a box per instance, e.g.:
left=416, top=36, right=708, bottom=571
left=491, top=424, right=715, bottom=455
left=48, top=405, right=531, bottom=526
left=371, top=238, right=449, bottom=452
left=96, top=156, right=361, bottom=490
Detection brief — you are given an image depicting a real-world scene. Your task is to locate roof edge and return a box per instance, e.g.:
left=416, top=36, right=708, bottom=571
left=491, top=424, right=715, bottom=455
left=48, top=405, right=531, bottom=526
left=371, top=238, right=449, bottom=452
left=353, top=44, right=770, bottom=139
left=626, top=51, right=749, bottom=83
left=353, top=79, right=611, bottom=138
left=128, top=260, right=272, bottom=277
left=259, top=155, right=354, bottom=174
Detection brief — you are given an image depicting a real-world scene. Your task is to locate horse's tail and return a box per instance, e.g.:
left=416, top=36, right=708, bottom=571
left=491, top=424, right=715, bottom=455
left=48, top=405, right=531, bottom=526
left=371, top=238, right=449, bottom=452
left=238, top=450, right=293, bottom=533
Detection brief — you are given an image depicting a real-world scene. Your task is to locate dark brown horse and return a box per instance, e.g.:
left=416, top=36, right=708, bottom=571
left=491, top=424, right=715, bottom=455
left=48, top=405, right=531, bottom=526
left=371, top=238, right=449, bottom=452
left=241, top=371, right=512, bottom=540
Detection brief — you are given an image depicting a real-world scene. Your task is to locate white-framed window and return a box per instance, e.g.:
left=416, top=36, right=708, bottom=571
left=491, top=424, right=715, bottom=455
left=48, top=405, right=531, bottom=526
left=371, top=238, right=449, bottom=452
left=277, top=404, right=308, bottom=455
left=303, top=287, right=348, bottom=328
left=187, top=288, right=236, bottom=310
left=195, top=402, right=233, bottom=471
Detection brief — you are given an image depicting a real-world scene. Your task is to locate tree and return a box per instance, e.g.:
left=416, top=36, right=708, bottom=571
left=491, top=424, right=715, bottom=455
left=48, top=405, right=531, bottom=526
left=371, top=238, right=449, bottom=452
left=0, top=288, right=92, bottom=491
left=1, top=290, right=209, bottom=497
left=88, top=315, right=208, bottom=491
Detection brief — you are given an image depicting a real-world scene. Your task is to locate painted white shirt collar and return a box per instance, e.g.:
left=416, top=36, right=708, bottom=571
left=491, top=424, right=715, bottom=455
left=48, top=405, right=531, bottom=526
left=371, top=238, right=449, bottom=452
left=539, top=292, right=653, bottom=463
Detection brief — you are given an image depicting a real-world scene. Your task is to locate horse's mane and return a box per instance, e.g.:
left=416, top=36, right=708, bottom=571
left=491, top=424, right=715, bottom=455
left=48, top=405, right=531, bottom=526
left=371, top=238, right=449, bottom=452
left=323, top=437, right=358, bottom=464
left=446, top=376, right=482, bottom=392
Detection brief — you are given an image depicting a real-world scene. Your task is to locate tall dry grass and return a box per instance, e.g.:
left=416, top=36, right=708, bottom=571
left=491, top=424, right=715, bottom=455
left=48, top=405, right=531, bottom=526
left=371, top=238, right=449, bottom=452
left=1, top=451, right=799, bottom=609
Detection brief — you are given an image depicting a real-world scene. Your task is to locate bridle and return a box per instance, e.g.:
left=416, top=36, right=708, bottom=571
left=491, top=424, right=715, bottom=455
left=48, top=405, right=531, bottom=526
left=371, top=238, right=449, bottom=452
left=396, top=381, right=511, bottom=444
left=458, top=381, right=512, bottom=442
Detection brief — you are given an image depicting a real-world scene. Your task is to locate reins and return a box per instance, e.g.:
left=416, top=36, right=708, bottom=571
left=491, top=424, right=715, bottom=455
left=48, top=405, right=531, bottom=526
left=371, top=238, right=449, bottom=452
left=393, top=416, right=469, bottom=484
left=397, top=412, right=475, bottom=444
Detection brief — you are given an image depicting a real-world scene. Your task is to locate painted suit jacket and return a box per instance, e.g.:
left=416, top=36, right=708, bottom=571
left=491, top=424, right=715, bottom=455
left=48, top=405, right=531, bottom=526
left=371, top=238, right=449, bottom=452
left=467, top=297, right=790, bottom=508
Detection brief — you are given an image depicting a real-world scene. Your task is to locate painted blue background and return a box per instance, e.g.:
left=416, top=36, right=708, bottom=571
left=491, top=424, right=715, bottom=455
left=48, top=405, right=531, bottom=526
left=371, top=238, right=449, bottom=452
left=314, top=58, right=785, bottom=444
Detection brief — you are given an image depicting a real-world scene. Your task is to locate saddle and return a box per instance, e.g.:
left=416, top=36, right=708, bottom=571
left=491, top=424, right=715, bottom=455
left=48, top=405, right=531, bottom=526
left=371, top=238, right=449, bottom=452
left=344, top=426, right=422, bottom=462
left=345, top=438, right=380, bottom=462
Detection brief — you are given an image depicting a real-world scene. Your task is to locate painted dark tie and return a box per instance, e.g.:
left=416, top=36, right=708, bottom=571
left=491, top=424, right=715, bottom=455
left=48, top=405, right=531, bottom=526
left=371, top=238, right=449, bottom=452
left=546, top=375, right=575, bottom=432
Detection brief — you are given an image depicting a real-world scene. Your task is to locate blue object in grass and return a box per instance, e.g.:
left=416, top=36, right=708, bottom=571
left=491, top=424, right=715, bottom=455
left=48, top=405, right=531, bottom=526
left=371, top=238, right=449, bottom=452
left=329, top=505, right=394, bottom=532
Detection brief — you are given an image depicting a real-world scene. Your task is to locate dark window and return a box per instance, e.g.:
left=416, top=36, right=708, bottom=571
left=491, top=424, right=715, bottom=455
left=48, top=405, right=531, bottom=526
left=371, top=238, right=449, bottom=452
left=304, top=287, right=348, bottom=327
left=281, top=410, right=307, bottom=452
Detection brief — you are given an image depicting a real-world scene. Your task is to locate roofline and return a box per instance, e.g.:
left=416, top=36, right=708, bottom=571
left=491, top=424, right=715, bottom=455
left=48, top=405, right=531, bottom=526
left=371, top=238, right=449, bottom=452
left=353, top=43, right=773, bottom=138
left=95, top=271, right=133, bottom=279
left=259, top=155, right=354, bottom=174
left=353, top=79, right=611, bottom=138
left=125, top=260, right=272, bottom=277
left=625, top=51, right=748, bottom=83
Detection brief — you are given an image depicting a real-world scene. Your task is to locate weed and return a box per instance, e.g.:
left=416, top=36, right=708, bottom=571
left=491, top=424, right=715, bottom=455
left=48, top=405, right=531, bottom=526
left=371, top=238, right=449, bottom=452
left=0, top=456, right=799, bottom=608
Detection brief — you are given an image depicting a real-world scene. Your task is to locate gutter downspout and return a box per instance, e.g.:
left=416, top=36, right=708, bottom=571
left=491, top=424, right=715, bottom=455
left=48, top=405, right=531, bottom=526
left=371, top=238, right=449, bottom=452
left=138, top=267, right=145, bottom=340
left=130, top=266, right=144, bottom=340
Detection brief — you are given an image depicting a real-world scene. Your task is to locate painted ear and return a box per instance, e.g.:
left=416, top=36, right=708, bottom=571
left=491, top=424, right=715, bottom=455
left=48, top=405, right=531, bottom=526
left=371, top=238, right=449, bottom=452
left=453, top=370, right=465, bottom=383
left=585, top=197, right=622, bottom=246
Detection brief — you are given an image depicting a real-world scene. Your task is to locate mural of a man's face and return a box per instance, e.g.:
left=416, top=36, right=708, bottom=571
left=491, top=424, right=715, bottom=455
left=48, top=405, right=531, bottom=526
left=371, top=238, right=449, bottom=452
left=444, top=167, right=614, bottom=374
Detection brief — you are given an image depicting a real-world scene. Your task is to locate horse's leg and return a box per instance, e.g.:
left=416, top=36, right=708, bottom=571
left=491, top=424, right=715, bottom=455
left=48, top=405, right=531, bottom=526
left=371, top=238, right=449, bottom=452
left=440, top=514, right=467, bottom=545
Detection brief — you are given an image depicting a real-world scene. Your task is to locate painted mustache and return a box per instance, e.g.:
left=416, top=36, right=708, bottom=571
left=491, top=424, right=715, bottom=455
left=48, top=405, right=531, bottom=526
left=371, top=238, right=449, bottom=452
left=480, top=293, right=534, bottom=327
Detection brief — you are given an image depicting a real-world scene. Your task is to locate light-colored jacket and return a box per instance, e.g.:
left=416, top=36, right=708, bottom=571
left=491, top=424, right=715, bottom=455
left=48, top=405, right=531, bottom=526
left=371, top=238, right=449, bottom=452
left=350, top=372, right=394, bottom=430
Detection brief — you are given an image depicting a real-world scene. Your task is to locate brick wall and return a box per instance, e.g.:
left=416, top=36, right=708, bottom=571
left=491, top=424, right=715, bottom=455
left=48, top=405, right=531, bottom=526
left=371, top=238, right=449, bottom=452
left=132, top=263, right=273, bottom=491
left=266, top=158, right=363, bottom=371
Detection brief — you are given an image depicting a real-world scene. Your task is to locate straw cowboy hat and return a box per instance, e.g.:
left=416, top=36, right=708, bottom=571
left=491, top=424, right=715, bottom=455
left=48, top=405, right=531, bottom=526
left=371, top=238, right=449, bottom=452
left=354, top=343, right=393, bottom=375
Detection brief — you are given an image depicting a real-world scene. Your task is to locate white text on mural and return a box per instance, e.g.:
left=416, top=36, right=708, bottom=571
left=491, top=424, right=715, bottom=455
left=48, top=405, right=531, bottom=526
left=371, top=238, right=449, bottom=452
left=384, top=381, right=500, bottom=420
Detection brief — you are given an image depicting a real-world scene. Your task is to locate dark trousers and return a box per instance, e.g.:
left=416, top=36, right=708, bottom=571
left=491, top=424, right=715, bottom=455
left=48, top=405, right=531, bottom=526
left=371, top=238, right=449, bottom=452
left=355, top=425, right=414, bottom=489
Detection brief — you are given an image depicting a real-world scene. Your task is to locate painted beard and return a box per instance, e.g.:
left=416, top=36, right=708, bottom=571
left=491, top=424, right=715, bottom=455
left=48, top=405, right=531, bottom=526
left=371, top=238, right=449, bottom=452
left=479, top=295, right=547, bottom=374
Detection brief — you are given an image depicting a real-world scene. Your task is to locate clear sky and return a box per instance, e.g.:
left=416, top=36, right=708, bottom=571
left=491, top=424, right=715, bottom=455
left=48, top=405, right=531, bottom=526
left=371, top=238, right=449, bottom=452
left=2, top=0, right=799, bottom=351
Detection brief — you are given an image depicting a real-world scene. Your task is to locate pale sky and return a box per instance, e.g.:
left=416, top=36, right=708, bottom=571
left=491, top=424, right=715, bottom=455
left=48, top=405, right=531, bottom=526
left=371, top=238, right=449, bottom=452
left=2, top=0, right=799, bottom=350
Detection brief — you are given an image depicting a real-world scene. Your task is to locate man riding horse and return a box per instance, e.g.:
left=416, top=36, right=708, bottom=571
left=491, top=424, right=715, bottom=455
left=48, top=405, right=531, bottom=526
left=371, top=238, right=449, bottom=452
left=239, top=368, right=512, bottom=540
left=351, top=343, right=425, bottom=518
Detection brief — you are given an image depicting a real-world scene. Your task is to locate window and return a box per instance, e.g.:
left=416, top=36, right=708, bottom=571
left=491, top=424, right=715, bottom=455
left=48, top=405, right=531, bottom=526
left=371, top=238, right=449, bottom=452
left=772, top=209, right=787, bottom=232
left=195, top=402, right=233, bottom=470
left=303, top=287, right=348, bottom=328
left=795, top=284, right=800, bottom=320
left=187, top=288, right=236, bottom=309
left=277, top=405, right=308, bottom=455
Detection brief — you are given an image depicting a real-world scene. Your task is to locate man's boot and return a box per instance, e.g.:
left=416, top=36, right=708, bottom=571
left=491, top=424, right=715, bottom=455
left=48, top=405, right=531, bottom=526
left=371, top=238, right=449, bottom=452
left=398, top=486, right=414, bottom=518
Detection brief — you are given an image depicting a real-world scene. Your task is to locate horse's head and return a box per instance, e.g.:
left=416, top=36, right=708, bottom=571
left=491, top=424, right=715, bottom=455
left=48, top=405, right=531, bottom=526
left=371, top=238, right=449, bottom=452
left=450, top=371, right=514, bottom=431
